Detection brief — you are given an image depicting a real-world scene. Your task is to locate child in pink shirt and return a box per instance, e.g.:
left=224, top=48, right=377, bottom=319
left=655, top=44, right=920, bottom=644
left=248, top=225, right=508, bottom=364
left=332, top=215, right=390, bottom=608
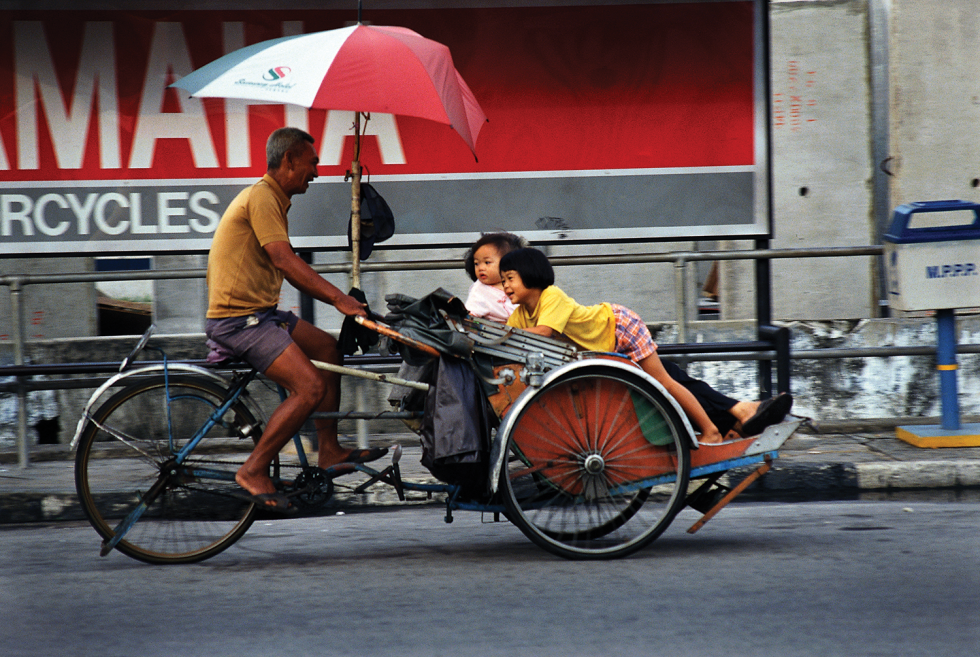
left=462, top=232, right=528, bottom=322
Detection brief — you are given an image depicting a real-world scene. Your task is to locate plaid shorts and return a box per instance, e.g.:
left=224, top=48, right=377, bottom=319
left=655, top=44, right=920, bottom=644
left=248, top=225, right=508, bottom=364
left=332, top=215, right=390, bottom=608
left=612, top=304, right=657, bottom=362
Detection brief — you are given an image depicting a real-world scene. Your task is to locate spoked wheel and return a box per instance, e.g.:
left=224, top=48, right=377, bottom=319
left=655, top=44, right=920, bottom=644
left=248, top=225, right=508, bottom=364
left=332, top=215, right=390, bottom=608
left=74, top=375, right=266, bottom=564
left=500, top=363, right=691, bottom=559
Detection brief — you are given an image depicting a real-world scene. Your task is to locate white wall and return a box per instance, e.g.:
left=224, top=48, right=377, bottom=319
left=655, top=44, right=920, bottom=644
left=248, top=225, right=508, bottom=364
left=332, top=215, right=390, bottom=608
left=889, top=0, right=980, bottom=209
left=768, top=0, right=876, bottom=320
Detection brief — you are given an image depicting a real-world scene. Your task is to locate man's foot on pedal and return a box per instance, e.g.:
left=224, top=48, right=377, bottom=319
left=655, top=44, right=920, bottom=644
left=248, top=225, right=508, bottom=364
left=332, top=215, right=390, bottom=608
left=343, top=447, right=389, bottom=464
left=318, top=446, right=389, bottom=470
left=235, top=470, right=296, bottom=513
left=238, top=491, right=298, bottom=515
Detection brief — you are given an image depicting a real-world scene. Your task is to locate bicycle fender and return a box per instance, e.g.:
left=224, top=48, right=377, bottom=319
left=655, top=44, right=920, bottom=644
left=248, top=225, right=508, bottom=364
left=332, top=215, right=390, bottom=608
left=488, top=358, right=697, bottom=494
left=69, top=364, right=240, bottom=451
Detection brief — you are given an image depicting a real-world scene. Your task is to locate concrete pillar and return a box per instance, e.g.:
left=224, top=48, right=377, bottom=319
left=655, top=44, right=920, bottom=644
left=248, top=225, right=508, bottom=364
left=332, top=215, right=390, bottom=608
left=152, top=255, right=207, bottom=334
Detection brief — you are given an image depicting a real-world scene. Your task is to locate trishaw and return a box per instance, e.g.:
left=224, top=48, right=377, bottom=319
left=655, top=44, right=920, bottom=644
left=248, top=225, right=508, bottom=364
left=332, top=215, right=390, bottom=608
left=71, top=291, right=802, bottom=564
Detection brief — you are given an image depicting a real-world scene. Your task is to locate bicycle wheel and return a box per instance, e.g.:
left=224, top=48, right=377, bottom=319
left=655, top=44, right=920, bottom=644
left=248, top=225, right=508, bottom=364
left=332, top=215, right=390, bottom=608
left=75, top=375, right=263, bottom=564
left=500, top=364, right=691, bottom=559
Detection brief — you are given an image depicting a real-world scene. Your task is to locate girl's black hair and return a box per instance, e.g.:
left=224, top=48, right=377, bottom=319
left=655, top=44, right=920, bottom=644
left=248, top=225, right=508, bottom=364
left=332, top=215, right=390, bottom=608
left=498, top=247, right=554, bottom=290
left=462, top=232, right=529, bottom=281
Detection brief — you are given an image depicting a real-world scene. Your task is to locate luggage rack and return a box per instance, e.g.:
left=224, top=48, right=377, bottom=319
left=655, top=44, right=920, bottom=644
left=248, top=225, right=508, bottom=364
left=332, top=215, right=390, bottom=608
left=447, top=314, right=579, bottom=372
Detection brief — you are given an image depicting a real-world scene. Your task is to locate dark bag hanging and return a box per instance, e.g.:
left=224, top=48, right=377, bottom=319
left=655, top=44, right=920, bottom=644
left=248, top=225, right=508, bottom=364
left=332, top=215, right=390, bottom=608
left=418, top=356, right=493, bottom=500
left=348, top=182, right=395, bottom=260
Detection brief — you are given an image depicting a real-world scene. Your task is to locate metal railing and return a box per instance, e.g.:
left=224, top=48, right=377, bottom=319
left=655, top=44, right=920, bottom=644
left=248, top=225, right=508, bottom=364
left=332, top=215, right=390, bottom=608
left=6, top=243, right=973, bottom=468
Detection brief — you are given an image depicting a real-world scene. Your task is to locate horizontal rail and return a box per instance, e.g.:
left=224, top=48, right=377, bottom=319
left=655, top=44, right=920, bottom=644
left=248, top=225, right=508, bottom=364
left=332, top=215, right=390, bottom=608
left=0, top=355, right=403, bottom=378
left=311, top=411, right=422, bottom=421
left=6, top=341, right=979, bottom=379
left=0, top=245, right=885, bottom=287
left=657, top=341, right=776, bottom=356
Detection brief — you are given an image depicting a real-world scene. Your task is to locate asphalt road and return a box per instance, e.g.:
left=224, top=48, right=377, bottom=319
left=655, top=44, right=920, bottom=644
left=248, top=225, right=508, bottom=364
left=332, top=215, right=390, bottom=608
left=3, top=501, right=979, bottom=657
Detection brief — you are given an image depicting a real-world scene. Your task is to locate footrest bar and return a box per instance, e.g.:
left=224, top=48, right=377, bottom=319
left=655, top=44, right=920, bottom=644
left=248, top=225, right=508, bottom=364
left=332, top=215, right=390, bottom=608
left=687, top=456, right=773, bottom=534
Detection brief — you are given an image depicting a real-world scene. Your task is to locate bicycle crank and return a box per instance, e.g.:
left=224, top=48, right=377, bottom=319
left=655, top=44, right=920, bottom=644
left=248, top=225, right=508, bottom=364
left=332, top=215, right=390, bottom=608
left=289, top=467, right=335, bottom=508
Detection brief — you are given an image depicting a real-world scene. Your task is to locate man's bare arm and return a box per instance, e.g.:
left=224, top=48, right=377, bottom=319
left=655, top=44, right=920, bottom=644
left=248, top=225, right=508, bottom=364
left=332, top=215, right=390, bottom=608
left=264, top=241, right=366, bottom=317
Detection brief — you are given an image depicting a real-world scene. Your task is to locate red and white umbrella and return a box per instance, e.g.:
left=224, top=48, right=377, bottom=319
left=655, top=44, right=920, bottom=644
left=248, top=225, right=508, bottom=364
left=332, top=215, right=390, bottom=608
left=171, top=23, right=487, bottom=284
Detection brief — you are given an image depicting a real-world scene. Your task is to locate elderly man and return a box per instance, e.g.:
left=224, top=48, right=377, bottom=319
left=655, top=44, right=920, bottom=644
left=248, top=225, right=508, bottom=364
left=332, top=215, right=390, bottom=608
left=205, top=127, right=386, bottom=513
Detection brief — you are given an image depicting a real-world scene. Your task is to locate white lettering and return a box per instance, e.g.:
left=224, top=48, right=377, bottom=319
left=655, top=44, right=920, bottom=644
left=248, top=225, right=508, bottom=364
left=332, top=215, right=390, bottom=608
left=66, top=193, right=98, bottom=235
left=320, top=111, right=406, bottom=166
left=189, top=191, right=221, bottom=232
left=33, top=194, right=70, bottom=236
left=222, top=21, right=307, bottom=168
left=1, top=195, right=34, bottom=236
left=1, top=190, right=228, bottom=241
left=14, top=21, right=120, bottom=170
left=130, top=23, right=218, bottom=169
left=222, top=22, right=253, bottom=169
left=129, top=193, right=147, bottom=233
left=282, top=21, right=309, bottom=133
left=94, top=193, right=130, bottom=235
left=158, top=192, right=190, bottom=233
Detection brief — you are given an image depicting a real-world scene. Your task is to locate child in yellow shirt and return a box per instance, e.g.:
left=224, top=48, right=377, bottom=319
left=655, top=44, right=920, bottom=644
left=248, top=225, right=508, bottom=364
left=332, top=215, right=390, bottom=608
left=501, top=248, right=792, bottom=444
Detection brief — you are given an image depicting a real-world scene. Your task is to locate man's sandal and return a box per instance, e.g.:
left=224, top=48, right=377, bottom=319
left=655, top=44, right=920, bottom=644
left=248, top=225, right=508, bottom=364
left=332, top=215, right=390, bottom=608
left=342, top=447, right=389, bottom=464
left=239, top=491, right=299, bottom=515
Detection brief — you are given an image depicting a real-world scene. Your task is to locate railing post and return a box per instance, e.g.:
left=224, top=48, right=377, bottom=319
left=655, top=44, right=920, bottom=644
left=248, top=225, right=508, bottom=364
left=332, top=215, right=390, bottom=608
left=673, top=256, right=689, bottom=345
left=759, top=324, right=791, bottom=396
left=355, top=382, right=369, bottom=450
left=9, top=279, right=29, bottom=468
left=298, top=251, right=315, bottom=325
left=755, top=241, right=774, bottom=398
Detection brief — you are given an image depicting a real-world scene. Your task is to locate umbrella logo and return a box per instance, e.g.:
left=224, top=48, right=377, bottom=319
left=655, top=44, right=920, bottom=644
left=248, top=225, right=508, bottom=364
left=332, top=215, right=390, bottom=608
left=262, top=66, right=291, bottom=81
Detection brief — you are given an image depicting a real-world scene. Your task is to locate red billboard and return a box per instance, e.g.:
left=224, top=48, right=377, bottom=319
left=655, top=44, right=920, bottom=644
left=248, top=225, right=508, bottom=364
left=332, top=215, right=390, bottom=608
left=0, top=1, right=768, bottom=255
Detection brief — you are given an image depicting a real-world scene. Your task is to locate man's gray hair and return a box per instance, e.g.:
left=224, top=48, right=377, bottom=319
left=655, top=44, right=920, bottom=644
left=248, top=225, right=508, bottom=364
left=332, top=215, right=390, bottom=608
left=266, top=127, right=315, bottom=169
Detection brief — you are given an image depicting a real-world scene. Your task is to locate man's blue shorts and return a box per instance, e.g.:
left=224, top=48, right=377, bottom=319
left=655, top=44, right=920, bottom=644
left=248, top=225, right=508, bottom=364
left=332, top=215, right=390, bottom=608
left=205, top=307, right=299, bottom=373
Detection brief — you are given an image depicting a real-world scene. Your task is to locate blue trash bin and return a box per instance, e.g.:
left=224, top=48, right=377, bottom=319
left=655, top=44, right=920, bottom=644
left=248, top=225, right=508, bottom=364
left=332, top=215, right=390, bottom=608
left=884, top=199, right=980, bottom=312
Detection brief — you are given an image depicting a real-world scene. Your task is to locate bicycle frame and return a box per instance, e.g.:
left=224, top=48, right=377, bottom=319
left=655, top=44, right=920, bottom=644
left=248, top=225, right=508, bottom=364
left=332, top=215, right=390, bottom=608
left=77, top=351, right=494, bottom=558
left=169, top=368, right=259, bottom=464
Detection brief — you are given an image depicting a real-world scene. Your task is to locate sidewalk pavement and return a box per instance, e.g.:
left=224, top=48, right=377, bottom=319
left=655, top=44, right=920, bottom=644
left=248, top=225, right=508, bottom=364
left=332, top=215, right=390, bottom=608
left=2, top=427, right=980, bottom=525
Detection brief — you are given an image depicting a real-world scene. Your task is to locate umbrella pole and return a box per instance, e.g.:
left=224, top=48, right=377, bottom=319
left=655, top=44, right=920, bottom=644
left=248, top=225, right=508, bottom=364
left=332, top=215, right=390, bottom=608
left=350, top=112, right=362, bottom=290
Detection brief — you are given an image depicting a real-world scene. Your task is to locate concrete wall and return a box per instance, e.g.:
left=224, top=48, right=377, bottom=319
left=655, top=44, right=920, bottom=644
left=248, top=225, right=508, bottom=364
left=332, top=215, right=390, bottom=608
left=767, top=0, right=877, bottom=320
left=0, top=257, right=97, bottom=340
left=152, top=255, right=208, bottom=334
left=889, top=0, right=980, bottom=209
